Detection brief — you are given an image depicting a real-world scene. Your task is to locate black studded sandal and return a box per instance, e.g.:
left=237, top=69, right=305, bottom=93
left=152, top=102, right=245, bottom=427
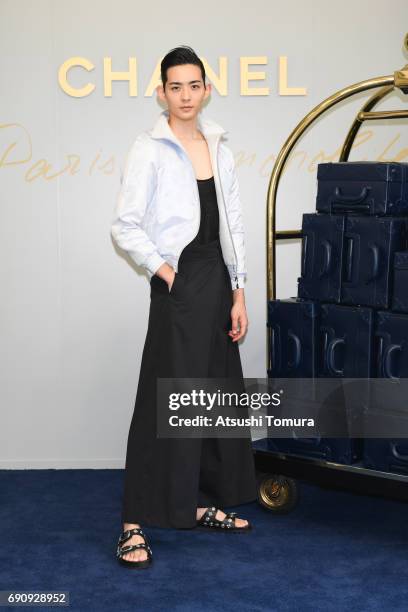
left=196, top=507, right=252, bottom=533
left=116, top=527, right=153, bottom=568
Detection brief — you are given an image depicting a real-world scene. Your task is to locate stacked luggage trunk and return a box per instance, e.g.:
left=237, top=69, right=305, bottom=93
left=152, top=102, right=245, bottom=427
left=267, top=161, right=408, bottom=473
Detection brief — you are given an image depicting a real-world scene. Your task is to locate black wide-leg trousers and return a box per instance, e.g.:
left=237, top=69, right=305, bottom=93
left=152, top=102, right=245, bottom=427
left=121, top=238, right=257, bottom=529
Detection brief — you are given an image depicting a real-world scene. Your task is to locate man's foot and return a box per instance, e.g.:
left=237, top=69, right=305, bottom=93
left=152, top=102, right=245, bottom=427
left=120, top=523, right=148, bottom=563
left=196, top=507, right=249, bottom=528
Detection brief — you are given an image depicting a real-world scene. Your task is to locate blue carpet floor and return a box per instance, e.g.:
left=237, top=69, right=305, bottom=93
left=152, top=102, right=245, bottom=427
left=2, top=469, right=408, bottom=612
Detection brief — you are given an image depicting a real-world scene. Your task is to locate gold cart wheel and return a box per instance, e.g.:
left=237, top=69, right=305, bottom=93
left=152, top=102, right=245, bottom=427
left=257, top=473, right=299, bottom=514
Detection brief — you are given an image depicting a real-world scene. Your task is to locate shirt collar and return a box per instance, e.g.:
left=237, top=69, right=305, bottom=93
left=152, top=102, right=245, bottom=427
left=149, top=108, right=227, bottom=148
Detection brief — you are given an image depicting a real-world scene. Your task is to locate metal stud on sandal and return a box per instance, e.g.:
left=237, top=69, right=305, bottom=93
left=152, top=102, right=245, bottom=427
left=196, top=507, right=252, bottom=533
left=116, top=527, right=153, bottom=568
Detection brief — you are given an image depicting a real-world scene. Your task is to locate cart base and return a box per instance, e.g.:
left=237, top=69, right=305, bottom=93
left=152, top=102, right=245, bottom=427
left=253, top=438, right=408, bottom=504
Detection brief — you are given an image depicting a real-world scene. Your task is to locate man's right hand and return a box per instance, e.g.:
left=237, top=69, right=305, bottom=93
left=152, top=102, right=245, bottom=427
left=155, top=262, right=176, bottom=292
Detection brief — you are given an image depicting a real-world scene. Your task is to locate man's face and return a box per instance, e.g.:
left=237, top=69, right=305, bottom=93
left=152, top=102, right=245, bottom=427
left=158, top=63, right=210, bottom=119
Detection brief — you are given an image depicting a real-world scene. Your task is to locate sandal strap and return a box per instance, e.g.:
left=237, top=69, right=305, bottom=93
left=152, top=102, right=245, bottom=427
left=198, top=506, right=218, bottom=524
left=118, top=527, right=147, bottom=545
left=198, top=507, right=237, bottom=529
left=117, top=542, right=153, bottom=558
left=223, top=512, right=237, bottom=527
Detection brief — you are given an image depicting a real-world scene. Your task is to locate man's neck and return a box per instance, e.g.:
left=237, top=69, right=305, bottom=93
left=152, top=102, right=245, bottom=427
left=167, top=113, right=204, bottom=141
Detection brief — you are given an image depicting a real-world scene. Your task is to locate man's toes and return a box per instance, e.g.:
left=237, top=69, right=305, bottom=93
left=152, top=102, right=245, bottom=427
left=235, top=518, right=248, bottom=527
left=128, top=549, right=147, bottom=562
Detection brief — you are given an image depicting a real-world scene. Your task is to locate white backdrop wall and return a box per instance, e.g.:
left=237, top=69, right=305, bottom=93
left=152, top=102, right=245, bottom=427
left=1, top=0, right=407, bottom=467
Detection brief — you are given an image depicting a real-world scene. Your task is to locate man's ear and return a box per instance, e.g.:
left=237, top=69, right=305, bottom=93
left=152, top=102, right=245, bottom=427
left=156, top=83, right=165, bottom=102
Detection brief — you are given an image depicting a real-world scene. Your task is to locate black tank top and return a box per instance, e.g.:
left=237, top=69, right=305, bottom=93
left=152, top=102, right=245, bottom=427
left=185, top=176, right=220, bottom=247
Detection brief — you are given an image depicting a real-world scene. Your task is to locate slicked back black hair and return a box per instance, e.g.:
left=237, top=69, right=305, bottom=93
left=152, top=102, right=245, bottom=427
left=161, top=45, right=206, bottom=90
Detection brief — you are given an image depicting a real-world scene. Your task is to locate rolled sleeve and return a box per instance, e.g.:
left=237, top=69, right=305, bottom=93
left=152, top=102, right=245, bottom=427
left=111, top=135, right=166, bottom=275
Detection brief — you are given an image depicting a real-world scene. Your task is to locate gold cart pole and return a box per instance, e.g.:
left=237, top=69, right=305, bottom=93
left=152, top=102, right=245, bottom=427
left=339, top=85, right=408, bottom=161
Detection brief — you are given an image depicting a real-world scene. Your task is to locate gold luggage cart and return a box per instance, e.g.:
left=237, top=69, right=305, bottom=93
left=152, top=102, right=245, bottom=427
left=253, top=34, right=408, bottom=514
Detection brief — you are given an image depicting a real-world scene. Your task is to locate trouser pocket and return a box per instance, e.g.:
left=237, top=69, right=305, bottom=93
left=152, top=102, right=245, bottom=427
left=150, top=273, right=169, bottom=295
left=169, top=272, right=185, bottom=297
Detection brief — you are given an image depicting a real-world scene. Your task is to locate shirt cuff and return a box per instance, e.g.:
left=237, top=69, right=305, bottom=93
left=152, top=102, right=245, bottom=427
left=231, top=274, right=246, bottom=290
left=144, top=251, right=167, bottom=276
